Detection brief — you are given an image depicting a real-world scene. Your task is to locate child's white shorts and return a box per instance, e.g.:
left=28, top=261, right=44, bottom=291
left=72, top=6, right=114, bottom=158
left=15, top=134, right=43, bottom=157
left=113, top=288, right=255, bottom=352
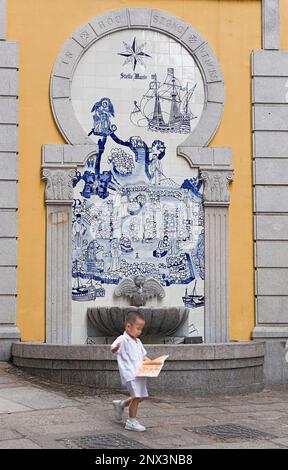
left=126, top=378, right=149, bottom=398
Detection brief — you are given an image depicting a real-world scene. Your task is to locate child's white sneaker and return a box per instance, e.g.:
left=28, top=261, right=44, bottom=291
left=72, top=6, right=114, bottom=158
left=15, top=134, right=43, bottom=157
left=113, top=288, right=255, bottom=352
left=112, top=400, right=125, bottom=421
left=125, top=418, right=146, bottom=432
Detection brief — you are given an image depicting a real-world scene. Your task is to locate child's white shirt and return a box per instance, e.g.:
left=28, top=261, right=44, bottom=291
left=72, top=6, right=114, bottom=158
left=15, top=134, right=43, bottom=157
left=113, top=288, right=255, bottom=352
left=111, top=331, right=147, bottom=386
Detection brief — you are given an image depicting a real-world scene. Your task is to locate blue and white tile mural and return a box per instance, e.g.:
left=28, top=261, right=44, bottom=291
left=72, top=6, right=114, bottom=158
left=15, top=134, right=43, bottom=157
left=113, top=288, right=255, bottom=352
left=71, top=29, right=205, bottom=341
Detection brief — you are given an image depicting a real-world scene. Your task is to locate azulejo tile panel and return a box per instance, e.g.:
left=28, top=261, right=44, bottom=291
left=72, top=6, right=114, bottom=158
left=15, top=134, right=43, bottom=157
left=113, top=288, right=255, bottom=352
left=70, top=28, right=205, bottom=339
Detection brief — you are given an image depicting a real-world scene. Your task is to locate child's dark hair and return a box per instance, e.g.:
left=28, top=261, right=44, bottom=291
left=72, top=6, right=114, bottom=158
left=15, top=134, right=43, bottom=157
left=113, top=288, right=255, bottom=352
left=125, top=310, right=145, bottom=325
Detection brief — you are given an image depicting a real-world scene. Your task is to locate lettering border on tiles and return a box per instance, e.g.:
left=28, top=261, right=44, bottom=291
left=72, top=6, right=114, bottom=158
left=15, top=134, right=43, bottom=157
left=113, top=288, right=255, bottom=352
left=50, top=8, right=225, bottom=148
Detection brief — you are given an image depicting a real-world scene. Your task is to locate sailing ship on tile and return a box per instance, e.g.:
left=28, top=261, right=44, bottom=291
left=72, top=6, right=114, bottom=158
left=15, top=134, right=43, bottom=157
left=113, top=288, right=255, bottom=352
left=131, top=68, right=198, bottom=134
left=72, top=261, right=105, bottom=301
left=182, top=280, right=205, bottom=309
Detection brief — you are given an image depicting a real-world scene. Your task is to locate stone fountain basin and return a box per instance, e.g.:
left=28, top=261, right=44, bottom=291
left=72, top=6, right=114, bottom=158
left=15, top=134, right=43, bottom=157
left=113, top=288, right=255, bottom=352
left=11, top=342, right=266, bottom=396
left=87, top=306, right=189, bottom=337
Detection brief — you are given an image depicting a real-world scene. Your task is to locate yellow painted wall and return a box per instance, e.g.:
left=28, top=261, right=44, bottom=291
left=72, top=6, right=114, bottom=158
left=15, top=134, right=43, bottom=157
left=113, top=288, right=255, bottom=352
left=7, top=0, right=262, bottom=342
left=280, top=0, right=288, bottom=50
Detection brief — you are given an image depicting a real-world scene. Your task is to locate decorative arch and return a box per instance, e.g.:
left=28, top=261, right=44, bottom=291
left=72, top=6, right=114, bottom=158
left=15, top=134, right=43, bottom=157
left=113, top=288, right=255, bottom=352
left=50, top=8, right=225, bottom=151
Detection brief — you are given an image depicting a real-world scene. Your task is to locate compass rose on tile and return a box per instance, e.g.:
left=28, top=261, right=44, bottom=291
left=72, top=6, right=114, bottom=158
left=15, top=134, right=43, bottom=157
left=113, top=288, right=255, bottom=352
left=118, top=37, right=151, bottom=71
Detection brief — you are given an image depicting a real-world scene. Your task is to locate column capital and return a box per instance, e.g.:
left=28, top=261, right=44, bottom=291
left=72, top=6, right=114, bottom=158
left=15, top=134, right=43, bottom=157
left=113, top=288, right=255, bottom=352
left=42, top=167, right=76, bottom=205
left=200, top=169, right=234, bottom=205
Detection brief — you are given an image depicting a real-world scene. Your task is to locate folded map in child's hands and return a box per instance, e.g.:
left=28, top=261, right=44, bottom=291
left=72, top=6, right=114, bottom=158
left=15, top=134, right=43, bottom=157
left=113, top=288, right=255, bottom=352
left=136, top=355, right=169, bottom=378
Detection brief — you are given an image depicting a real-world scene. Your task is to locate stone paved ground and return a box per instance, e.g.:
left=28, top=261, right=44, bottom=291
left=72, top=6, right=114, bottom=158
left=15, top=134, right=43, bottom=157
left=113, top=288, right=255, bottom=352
left=0, top=362, right=288, bottom=449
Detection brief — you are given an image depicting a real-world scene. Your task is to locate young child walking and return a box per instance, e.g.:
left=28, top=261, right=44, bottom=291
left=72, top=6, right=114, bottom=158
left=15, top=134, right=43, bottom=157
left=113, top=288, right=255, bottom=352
left=111, top=310, right=150, bottom=432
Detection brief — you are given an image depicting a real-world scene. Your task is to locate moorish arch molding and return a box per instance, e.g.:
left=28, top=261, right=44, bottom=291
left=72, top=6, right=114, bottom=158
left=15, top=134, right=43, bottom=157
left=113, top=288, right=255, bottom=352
left=50, top=8, right=225, bottom=149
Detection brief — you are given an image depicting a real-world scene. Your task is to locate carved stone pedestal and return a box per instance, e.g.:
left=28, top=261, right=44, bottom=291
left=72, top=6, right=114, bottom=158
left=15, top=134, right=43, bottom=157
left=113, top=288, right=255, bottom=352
left=178, top=147, right=233, bottom=342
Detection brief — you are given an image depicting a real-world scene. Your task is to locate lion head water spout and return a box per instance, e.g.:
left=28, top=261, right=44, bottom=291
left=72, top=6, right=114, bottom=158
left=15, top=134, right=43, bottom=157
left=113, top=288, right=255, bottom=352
left=87, top=276, right=190, bottom=341
left=114, top=275, right=166, bottom=307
